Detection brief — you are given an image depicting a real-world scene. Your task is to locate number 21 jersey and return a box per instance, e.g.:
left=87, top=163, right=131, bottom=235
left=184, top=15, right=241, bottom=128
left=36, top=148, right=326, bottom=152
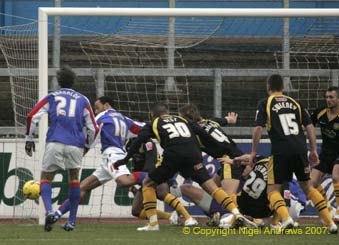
left=26, top=88, right=98, bottom=148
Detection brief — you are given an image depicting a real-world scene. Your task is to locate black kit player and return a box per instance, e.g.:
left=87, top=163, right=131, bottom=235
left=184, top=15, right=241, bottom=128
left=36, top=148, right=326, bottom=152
left=310, top=86, right=339, bottom=222
left=250, top=74, right=337, bottom=233
left=114, top=103, right=256, bottom=231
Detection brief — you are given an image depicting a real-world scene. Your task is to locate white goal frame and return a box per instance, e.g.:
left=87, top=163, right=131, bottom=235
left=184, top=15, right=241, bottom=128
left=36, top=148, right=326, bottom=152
left=37, top=7, right=339, bottom=224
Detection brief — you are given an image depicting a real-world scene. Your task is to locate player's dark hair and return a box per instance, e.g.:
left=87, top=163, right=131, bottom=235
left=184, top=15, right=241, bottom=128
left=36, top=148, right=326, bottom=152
left=179, top=103, right=202, bottom=122
left=150, top=102, right=168, bottom=119
left=327, top=86, right=339, bottom=95
left=97, top=96, right=114, bottom=107
left=267, top=74, right=283, bottom=92
left=56, top=65, right=76, bottom=88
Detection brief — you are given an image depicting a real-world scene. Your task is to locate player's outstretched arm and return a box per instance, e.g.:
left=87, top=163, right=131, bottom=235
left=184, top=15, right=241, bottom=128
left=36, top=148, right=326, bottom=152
left=210, top=112, right=238, bottom=126
left=225, top=112, right=238, bottom=125
left=114, top=124, right=153, bottom=168
left=25, top=96, right=50, bottom=156
left=251, top=126, right=264, bottom=166
left=217, top=155, right=234, bottom=165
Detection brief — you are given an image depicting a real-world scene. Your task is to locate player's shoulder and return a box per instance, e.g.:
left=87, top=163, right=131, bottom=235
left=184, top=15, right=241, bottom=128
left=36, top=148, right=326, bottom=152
left=255, top=155, right=270, bottom=165
left=279, top=94, right=301, bottom=106
left=312, top=106, right=327, bottom=119
left=95, top=110, right=107, bottom=121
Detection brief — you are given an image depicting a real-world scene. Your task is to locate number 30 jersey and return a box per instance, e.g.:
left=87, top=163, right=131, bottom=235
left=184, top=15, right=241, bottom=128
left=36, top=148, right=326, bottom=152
left=255, top=92, right=312, bottom=155
left=122, top=114, right=217, bottom=161
left=26, top=88, right=99, bottom=148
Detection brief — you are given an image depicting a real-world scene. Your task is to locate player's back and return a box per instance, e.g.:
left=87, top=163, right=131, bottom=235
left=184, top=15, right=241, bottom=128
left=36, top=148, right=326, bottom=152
left=96, top=109, right=139, bottom=152
left=198, top=119, right=242, bottom=158
left=264, top=93, right=308, bottom=155
left=237, top=157, right=271, bottom=218
left=47, top=88, right=91, bottom=147
left=152, top=114, right=201, bottom=158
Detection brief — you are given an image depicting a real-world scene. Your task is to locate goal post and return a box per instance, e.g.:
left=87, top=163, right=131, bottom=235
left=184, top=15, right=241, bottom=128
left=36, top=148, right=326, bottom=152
left=3, top=5, right=339, bottom=225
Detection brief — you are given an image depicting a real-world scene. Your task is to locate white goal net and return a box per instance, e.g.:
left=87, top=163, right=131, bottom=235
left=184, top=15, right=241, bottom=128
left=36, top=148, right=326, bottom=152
left=0, top=8, right=339, bottom=221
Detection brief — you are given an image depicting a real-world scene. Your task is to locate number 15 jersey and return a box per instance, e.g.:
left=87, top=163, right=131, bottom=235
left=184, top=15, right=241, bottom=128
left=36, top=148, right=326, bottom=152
left=255, top=92, right=312, bottom=155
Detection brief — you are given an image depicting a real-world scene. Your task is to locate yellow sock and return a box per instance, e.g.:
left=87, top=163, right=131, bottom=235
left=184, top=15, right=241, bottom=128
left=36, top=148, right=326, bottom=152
left=307, top=187, right=333, bottom=225
left=230, top=194, right=238, bottom=207
left=211, top=188, right=238, bottom=214
left=333, top=183, right=339, bottom=210
left=164, top=193, right=190, bottom=220
left=142, top=186, right=158, bottom=226
left=138, top=209, right=147, bottom=219
left=268, top=191, right=289, bottom=222
left=317, top=185, right=328, bottom=206
left=157, top=210, right=171, bottom=219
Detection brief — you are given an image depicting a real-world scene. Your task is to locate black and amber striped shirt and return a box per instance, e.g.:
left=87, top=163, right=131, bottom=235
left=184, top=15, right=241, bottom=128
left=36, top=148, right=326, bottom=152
left=311, top=106, right=339, bottom=154
left=197, top=119, right=243, bottom=158
left=255, top=92, right=311, bottom=155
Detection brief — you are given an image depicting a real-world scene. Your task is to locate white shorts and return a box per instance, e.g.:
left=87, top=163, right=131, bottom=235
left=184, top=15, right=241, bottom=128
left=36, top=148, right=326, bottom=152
left=92, top=147, right=131, bottom=184
left=42, top=142, right=83, bottom=172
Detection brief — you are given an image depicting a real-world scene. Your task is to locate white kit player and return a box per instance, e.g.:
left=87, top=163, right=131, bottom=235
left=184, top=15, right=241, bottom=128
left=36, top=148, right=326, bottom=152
left=25, top=66, right=99, bottom=232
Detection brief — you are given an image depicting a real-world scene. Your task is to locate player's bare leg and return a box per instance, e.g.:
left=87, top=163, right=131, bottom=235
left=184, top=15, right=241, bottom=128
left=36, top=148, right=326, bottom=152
left=299, top=180, right=337, bottom=234
left=115, top=174, right=138, bottom=188
left=40, top=171, right=56, bottom=232
left=221, top=179, right=240, bottom=204
left=311, top=169, right=327, bottom=204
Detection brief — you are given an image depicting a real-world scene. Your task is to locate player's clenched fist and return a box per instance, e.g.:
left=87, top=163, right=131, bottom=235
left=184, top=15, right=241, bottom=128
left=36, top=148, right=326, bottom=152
left=25, top=141, right=35, bottom=157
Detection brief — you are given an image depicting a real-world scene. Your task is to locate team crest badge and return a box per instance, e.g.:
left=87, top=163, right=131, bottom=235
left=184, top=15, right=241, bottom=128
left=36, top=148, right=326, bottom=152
left=333, top=123, right=339, bottom=130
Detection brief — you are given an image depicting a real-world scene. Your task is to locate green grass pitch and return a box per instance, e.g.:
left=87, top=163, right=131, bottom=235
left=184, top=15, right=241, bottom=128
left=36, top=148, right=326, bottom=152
left=0, top=222, right=337, bottom=245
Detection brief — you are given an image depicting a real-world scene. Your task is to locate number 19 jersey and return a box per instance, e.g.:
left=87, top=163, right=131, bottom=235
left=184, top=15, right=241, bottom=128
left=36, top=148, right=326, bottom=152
left=255, top=92, right=312, bottom=155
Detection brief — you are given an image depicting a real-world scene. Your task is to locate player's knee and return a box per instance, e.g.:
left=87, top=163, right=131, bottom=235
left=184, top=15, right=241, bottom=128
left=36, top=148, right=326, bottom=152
left=142, top=176, right=156, bottom=187
left=156, top=190, right=166, bottom=200
left=180, top=184, right=191, bottom=196
left=80, top=190, right=87, bottom=200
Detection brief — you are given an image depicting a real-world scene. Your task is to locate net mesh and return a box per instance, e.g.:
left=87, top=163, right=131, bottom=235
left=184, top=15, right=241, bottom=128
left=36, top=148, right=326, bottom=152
left=0, top=13, right=339, bottom=219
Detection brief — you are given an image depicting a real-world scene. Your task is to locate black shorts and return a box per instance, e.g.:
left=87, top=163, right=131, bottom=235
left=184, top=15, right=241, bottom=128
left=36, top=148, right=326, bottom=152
left=314, top=151, right=339, bottom=174
left=148, top=154, right=211, bottom=186
left=217, top=164, right=244, bottom=180
left=268, top=154, right=310, bottom=184
left=237, top=197, right=272, bottom=218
